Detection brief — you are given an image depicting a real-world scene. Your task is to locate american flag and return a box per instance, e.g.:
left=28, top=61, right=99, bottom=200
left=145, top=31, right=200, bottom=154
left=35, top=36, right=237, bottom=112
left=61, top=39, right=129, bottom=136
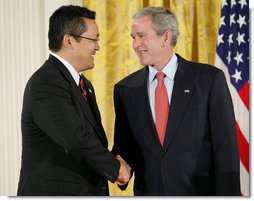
left=215, top=0, right=249, bottom=196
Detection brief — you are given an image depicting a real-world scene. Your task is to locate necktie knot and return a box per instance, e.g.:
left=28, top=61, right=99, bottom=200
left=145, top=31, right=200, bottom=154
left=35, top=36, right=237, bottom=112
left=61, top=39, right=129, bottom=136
left=79, top=78, right=85, bottom=88
left=156, top=71, right=165, bottom=82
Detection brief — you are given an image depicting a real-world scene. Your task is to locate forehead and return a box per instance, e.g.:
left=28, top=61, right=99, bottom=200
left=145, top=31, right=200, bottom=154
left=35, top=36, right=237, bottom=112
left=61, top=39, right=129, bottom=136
left=131, top=16, right=153, bottom=31
left=83, top=19, right=99, bottom=34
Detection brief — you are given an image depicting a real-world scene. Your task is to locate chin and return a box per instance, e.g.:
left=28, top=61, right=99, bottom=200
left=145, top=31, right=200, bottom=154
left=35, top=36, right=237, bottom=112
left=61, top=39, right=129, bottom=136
left=86, top=66, right=94, bottom=71
left=82, top=65, right=94, bottom=71
left=140, top=61, right=149, bottom=66
left=138, top=58, right=148, bottom=65
left=89, top=64, right=95, bottom=69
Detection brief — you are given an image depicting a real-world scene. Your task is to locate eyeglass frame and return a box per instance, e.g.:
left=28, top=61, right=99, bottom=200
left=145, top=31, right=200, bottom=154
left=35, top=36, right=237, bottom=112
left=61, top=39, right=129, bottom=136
left=70, top=34, right=99, bottom=42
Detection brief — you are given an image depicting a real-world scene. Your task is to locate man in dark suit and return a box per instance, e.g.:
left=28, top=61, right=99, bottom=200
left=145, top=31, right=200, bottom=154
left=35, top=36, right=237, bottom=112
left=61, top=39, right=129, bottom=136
left=112, top=6, right=240, bottom=196
left=17, top=5, right=130, bottom=196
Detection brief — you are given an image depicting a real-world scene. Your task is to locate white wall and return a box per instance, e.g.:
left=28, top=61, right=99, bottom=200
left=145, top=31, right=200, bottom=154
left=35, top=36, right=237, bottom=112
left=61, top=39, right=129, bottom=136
left=0, top=0, right=82, bottom=196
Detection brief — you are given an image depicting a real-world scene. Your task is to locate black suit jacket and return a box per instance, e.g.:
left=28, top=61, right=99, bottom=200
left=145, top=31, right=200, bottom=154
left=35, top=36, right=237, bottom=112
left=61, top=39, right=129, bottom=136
left=112, top=54, right=240, bottom=196
left=18, top=55, right=119, bottom=196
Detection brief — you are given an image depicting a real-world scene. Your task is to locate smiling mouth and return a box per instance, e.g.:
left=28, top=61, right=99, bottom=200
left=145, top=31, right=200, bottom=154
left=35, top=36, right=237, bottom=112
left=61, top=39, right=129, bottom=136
left=137, top=50, right=147, bottom=55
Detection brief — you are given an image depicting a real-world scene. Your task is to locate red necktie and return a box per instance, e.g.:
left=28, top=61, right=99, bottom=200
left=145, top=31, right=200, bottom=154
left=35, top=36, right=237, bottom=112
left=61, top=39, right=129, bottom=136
left=155, top=72, right=169, bottom=146
left=79, top=75, right=88, bottom=101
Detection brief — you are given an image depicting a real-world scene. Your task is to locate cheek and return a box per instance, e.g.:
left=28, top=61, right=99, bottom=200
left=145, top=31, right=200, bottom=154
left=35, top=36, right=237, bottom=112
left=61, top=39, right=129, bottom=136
left=150, top=42, right=163, bottom=55
left=81, top=48, right=91, bottom=57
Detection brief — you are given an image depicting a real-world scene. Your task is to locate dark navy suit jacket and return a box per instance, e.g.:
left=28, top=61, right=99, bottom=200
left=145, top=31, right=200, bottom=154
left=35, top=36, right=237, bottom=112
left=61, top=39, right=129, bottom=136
left=112, top=54, right=240, bottom=196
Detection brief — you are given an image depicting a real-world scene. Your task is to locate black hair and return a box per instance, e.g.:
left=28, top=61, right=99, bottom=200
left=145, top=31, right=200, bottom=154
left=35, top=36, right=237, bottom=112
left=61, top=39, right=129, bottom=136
left=48, top=5, right=96, bottom=51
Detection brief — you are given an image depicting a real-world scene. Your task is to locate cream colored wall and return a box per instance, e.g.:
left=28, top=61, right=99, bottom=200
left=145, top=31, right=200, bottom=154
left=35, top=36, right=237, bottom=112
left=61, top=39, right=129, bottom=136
left=0, top=0, right=82, bottom=196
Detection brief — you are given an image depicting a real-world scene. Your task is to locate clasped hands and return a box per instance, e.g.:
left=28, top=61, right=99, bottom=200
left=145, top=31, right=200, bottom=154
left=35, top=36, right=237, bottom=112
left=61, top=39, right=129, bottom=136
left=116, top=155, right=131, bottom=186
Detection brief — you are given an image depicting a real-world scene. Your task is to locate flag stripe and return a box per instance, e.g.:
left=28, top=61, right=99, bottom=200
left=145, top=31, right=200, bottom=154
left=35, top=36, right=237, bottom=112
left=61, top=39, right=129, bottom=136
left=240, top=161, right=249, bottom=196
left=236, top=121, right=249, bottom=172
left=238, top=82, right=249, bottom=110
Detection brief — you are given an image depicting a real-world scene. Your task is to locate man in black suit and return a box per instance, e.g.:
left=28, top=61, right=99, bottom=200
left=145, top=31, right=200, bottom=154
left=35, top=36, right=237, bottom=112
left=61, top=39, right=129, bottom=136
left=17, top=5, right=130, bottom=196
left=112, top=6, right=240, bottom=196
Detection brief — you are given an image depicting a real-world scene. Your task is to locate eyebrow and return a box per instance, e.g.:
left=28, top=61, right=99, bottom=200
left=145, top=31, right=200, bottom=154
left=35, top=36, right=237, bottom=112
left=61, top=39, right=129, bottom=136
left=130, top=32, right=146, bottom=37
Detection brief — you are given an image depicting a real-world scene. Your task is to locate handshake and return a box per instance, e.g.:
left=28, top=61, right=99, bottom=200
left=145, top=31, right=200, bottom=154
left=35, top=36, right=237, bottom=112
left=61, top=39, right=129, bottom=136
left=116, top=155, right=131, bottom=186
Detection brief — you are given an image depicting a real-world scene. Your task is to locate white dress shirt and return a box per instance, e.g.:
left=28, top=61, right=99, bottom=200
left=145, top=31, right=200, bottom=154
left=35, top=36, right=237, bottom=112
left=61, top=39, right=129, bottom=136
left=148, top=53, right=178, bottom=123
left=51, top=52, right=80, bottom=86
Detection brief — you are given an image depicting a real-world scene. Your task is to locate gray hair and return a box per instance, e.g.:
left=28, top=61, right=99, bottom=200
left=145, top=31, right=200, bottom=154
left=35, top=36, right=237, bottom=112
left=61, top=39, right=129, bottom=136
left=133, top=6, right=179, bottom=46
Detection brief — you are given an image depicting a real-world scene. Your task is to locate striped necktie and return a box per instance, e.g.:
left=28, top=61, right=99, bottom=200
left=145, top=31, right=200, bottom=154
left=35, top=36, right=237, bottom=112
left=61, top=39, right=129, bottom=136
left=79, top=75, right=87, bottom=101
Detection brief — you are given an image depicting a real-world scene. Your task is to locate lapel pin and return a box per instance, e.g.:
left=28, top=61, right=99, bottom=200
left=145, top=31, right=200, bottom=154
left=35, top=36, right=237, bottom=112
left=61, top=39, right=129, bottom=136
left=88, top=88, right=92, bottom=93
left=184, top=89, right=190, bottom=93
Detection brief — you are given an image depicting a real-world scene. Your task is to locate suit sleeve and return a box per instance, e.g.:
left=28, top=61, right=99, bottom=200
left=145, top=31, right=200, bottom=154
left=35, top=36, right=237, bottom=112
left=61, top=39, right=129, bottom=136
left=209, top=70, right=241, bottom=195
left=111, top=84, right=137, bottom=190
left=29, top=73, right=119, bottom=183
left=112, top=84, right=138, bottom=164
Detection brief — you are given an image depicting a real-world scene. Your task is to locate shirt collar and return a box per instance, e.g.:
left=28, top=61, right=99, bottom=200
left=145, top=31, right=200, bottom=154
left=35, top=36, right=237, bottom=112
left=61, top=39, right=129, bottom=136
left=51, top=52, right=80, bottom=86
left=148, top=53, right=178, bottom=84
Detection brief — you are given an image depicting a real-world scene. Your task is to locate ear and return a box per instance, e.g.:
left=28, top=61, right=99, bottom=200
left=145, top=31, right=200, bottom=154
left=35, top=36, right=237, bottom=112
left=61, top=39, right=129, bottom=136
left=62, top=34, right=74, bottom=50
left=163, top=30, right=173, bottom=45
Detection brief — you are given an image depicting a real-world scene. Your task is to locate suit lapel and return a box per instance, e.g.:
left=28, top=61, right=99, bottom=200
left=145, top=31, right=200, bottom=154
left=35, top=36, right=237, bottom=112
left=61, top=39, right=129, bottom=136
left=82, top=77, right=108, bottom=145
left=48, top=55, right=107, bottom=145
left=162, top=55, right=195, bottom=154
left=71, top=78, right=108, bottom=146
left=71, top=79, right=105, bottom=141
left=130, top=67, right=162, bottom=149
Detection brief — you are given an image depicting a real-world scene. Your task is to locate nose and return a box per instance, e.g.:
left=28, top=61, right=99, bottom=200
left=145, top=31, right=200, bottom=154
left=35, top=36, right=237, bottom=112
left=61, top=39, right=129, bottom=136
left=133, top=37, right=142, bottom=49
left=95, top=41, right=100, bottom=51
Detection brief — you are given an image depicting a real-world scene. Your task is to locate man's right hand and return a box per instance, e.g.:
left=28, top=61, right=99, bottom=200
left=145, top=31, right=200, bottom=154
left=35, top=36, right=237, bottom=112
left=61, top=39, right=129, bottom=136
left=116, top=155, right=131, bottom=185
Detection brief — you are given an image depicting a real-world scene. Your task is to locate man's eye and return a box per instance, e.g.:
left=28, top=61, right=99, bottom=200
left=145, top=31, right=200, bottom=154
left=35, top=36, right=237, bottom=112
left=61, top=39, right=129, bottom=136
left=138, top=34, right=145, bottom=39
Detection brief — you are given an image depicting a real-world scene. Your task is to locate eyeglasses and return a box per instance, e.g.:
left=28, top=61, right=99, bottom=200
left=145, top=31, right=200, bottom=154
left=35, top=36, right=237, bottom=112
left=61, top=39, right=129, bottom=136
left=70, top=34, right=99, bottom=42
